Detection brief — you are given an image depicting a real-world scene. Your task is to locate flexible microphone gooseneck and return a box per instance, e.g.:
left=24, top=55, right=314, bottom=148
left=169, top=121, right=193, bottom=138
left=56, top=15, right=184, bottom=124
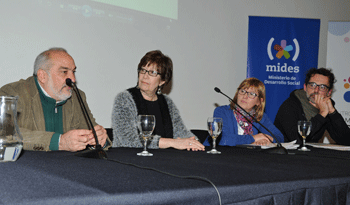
left=66, top=78, right=107, bottom=159
left=214, top=87, right=287, bottom=154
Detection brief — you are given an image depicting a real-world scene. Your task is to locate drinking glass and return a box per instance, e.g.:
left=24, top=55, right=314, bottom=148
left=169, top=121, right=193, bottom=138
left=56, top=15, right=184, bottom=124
left=207, top=117, right=223, bottom=154
left=298, top=121, right=312, bottom=151
left=137, top=115, right=156, bottom=156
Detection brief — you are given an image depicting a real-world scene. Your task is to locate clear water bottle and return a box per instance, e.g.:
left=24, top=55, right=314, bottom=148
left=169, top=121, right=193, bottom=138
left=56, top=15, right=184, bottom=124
left=0, top=96, right=23, bottom=162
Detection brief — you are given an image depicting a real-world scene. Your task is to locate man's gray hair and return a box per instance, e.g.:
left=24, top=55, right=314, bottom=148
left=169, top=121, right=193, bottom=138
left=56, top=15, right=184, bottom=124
left=33, top=47, right=68, bottom=76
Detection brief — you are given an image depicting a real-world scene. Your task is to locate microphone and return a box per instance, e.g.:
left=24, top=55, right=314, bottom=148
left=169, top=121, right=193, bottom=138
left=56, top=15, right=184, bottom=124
left=214, top=87, right=287, bottom=154
left=66, top=78, right=107, bottom=159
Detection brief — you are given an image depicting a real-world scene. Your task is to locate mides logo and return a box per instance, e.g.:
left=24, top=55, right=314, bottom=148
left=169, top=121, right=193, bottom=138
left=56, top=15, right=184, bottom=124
left=266, top=38, right=300, bottom=73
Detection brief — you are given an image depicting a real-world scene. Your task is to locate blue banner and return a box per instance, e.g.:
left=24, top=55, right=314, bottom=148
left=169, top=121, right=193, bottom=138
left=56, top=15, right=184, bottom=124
left=247, top=16, right=320, bottom=122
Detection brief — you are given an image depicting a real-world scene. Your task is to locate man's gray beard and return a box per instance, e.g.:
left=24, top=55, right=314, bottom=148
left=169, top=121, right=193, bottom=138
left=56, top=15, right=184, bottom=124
left=49, top=83, right=72, bottom=101
left=60, top=89, right=72, bottom=101
left=307, top=92, right=316, bottom=104
left=46, top=72, right=72, bottom=101
left=57, top=88, right=72, bottom=101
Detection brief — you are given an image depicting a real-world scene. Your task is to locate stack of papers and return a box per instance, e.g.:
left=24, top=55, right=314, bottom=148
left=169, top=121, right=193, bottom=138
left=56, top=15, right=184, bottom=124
left=240, top=141, right=350, bottom=151
left=260, top=140, right=299, bottom=150
left=239, top=140, right=299, bottom=150
left=306, top=143, right=350, bottom=151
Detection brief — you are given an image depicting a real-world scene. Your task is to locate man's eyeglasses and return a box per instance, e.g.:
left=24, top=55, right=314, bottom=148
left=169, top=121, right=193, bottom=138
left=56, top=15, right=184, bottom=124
left=139, top=68, right=160, bottom=77
left=307, top=82, right=330, bottom=91
left=238, top=89, right=258, bottom=99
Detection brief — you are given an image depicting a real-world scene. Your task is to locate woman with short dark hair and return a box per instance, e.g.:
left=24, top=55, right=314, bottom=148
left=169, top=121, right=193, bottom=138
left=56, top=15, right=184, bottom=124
left=112, top=50, right=204, bottom=151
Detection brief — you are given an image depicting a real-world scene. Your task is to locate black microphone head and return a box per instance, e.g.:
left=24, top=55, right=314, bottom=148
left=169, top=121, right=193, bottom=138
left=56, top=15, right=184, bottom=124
left=66, top=78, right=74, bottom=87
left=214, top=87, right=221, bottom=93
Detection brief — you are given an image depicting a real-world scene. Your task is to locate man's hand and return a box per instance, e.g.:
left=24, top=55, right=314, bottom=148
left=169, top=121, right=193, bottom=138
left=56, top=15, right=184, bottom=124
left=59, top=129, right=92, bottom=152
left=310, top=94, right=329, bottom=117
left=86, top=125, right=108, bottom=147
left=325, top=98, right=335, bottom=114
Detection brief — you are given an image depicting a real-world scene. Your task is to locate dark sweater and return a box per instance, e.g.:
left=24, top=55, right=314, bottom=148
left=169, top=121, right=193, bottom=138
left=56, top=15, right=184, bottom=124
left=35, top=77, right=66, bottom=150
left=274, top=89, right=350, bottom=145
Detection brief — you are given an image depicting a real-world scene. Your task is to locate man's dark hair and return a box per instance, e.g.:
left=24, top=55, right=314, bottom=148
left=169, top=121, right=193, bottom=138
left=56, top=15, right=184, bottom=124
left=305, top=68, right=336, bottom=90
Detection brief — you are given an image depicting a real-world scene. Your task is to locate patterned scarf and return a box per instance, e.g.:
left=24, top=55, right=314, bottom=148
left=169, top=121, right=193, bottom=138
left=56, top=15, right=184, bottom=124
left=233, top=105, right=255, bottom=135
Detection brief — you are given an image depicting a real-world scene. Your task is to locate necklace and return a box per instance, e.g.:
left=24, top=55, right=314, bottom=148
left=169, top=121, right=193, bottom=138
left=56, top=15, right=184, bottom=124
left=141, top=90, right=157, bottom=101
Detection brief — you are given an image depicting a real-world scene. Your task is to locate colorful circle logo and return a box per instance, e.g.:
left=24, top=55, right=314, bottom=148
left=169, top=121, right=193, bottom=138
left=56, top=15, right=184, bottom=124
left=343, top=77, right=350, bottom=102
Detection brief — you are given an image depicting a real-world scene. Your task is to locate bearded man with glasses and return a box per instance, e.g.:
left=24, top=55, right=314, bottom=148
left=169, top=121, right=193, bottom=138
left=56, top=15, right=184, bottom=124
left=274, top=68, right=350, bottom=145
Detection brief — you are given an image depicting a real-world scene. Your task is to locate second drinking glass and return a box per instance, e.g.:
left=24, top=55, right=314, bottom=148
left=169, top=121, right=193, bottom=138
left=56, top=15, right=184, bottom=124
left=137, top=115, right=156, bottom=156
left=207, top=117, right=223, bottom=154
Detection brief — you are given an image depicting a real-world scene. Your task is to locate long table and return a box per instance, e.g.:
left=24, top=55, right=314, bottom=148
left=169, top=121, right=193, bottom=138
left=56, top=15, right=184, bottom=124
left=1, top=146, right=350, bottom=205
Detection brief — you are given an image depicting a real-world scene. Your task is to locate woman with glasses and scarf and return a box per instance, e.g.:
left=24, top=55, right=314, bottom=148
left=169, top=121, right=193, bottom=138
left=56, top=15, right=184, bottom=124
left=204, top=78, right=284, bottom=147
left=111, top=50, right=204, bottom=151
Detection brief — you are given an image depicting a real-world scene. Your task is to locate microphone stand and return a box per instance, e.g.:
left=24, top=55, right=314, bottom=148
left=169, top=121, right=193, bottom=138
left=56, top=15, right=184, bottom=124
left=66, top=79, right=107, bottom=159
left=214, top=87, right=287, bottom=154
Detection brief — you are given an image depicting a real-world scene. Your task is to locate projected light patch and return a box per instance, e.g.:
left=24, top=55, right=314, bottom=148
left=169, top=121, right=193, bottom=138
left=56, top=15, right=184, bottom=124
left=92, top=0, right=178, bottom=20
left=343, top=77, right=350, bottom=102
